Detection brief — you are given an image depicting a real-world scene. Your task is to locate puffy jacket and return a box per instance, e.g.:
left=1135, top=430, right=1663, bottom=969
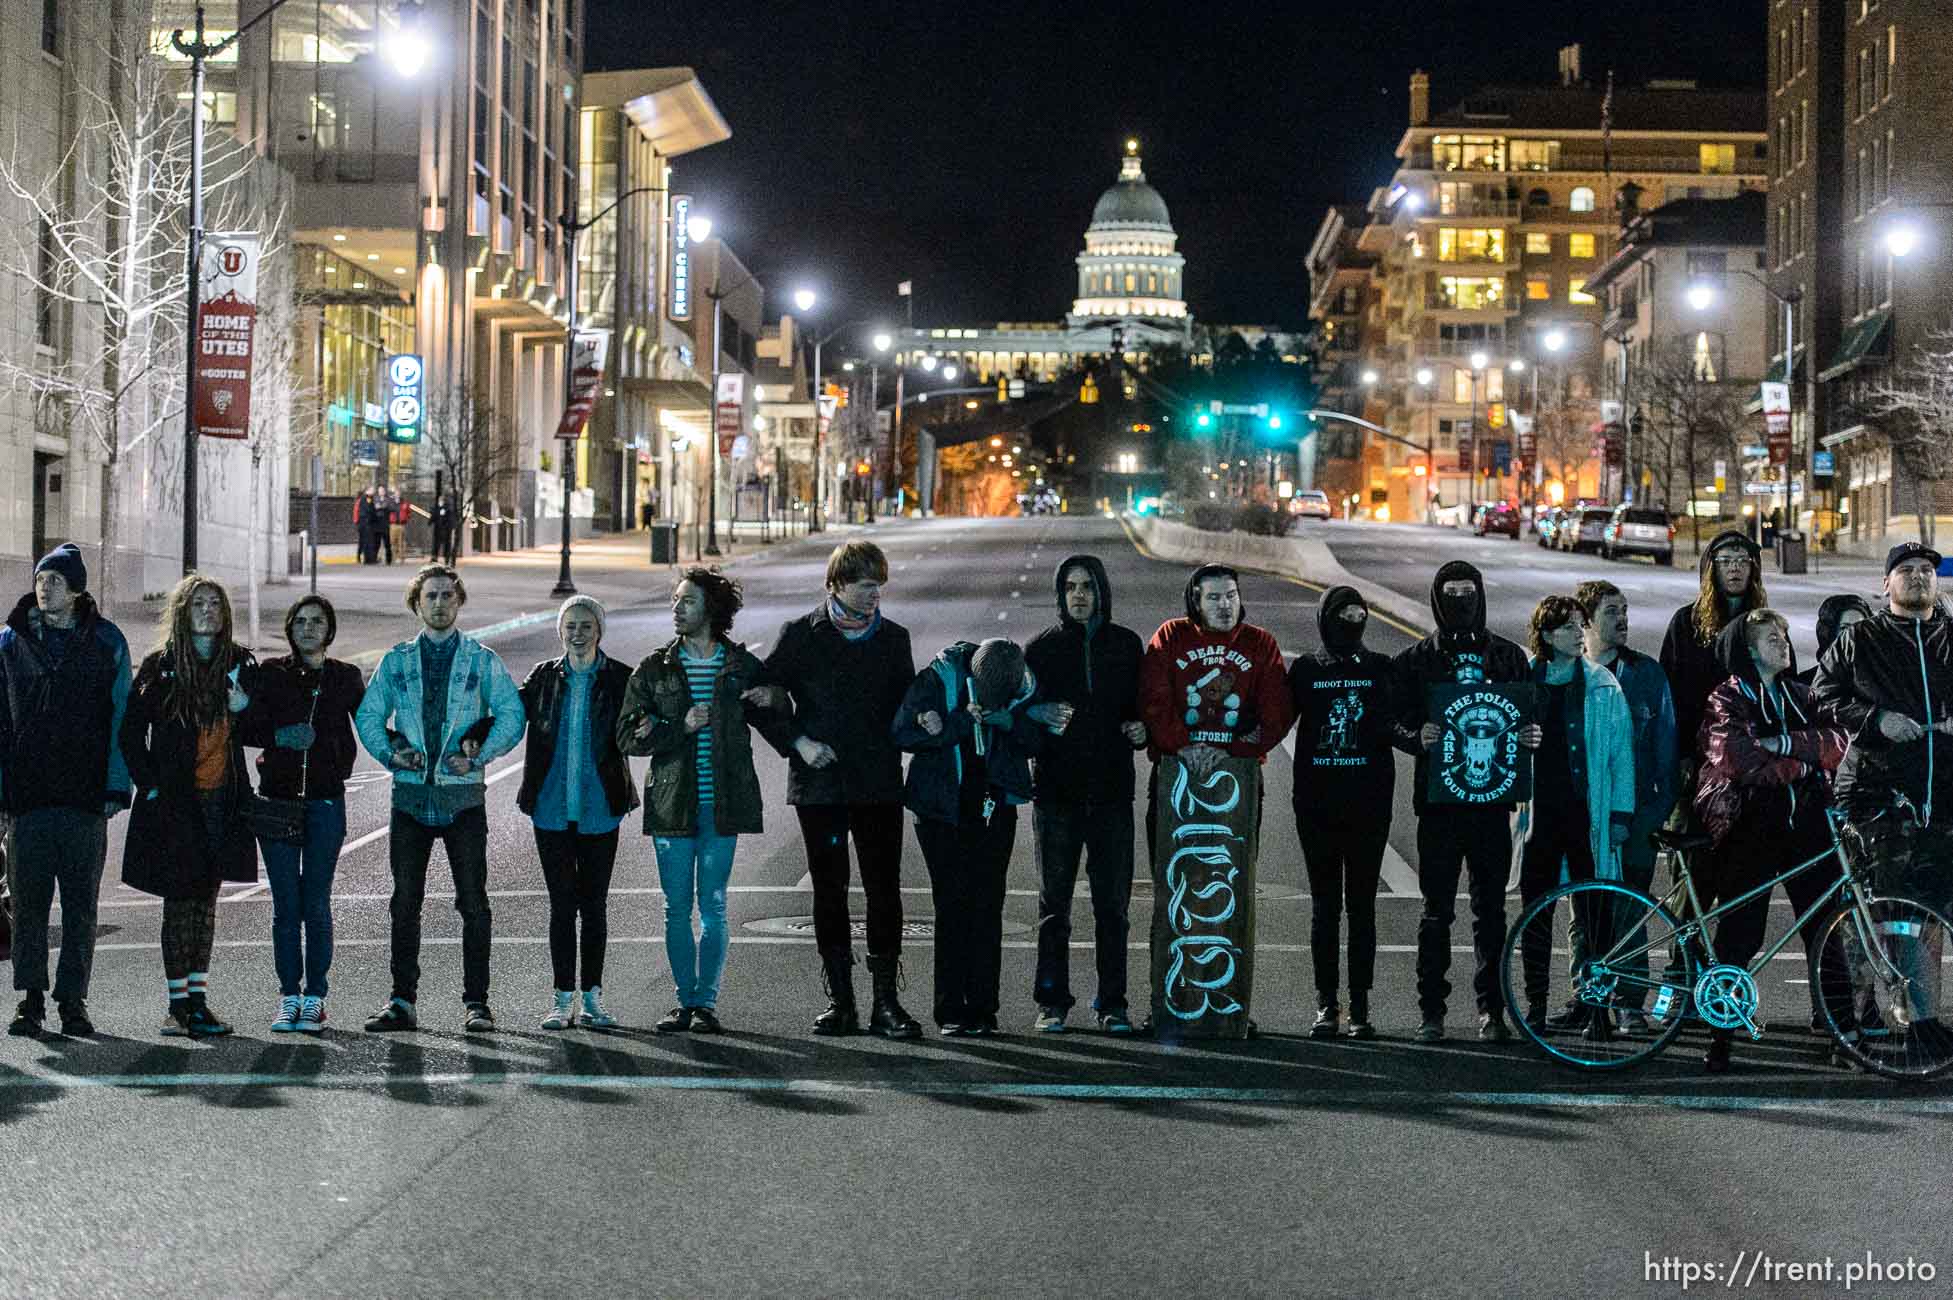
left=1287, top=586, right=1395, bottom=825
left=516, top=654, right=640, bottom=822
left=354, top=633, right=526, bottom=785
left=0, top=592, right=131, bottom=815
left=1696, top=619, right=1846, bottom=848
left=617, top=638, right=767, bottom=836
left=1811, top=607, right=1953, bottom=821
left=893, top=641, right=1044, bottom=826
left=1022, top=554, right=1144, bottom=804
left=756, top=603, right=915, bottom=806
left=1389, top=560, right=1531, bottom=813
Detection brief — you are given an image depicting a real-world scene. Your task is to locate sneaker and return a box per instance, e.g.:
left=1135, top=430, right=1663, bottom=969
left=1544, top=1000, right=1593, bottom=1032
left=1523, top=1003, right=1549, bottom=1034
left=184, top=1002, right=233, bottom=1038
left=1034, top=1007, right=1067, bottom=1034
left=1345, top=1015, right=1377, bottom=1041
left=1309, top=1006, right=1341, bottom=1040
left=689, top=1007, right=723, bottom=1035
left=1477, top=1012, right=1512, bottom=1043
left=1097, top=1010, right=1135, bottom=1035
left=297, top=996, right=327, bottom=1034
left=271, top=995, right=303, bottom=1033
left=938, top=1021, right=967, bottom=1037
left=1415, top=1019, right=1445, bottom=1044
left=967, top=1015, right=999, bottom=1037
left=161, top=1000, right=192, bottom=1037
left=655, top=1006, right=694, bottom=1034
left=56, top=999, right=92, bottom=1038
left=8, top=993, right=45, bottom=1038
left=1582, top=1010, right=1616, bottom=1042
left=1619, top=1009, right=1650, bottom=1036
left=363, top=998, right=417, bottom=1033
left=541, top=991, right=577, bottom=1031
left=581, top=988, right=617, bottom=1029
left=462, top=1003, right=496, bottom=1033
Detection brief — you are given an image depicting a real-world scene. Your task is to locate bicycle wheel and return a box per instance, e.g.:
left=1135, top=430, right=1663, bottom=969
left=1501, top=881, right=1695, bottom=1070
left=1815, top=894, right=1953, bottom=1080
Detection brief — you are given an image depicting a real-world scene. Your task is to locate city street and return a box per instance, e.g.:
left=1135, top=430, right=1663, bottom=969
left=2, top=516, right=1944, bottom=1300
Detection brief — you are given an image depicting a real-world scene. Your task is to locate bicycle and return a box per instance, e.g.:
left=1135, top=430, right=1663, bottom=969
left=1498, top=794, right=1953, bottom=1079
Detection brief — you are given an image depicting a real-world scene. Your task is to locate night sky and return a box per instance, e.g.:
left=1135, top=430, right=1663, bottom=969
left=587, top=2, right=1766, bottom=343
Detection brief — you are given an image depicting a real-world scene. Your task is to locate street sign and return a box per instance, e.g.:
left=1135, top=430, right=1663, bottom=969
left=362, top=401, right=385, bottom=428
left=1813, top=449, right=1835, bottom=478
left=385, top=352, right=424, bottom=444
left=1714, top=458, right=1728, bottom=493
left=715, top=372, right=744, bottom=455
left=350, top=438, right=381, bottom=466
left=554, top=331, right=611, bottom=438
left=193, top=231, right=260, bottom=440
left=1761, top=381, right=1791, bottom=465
left=670, top=194, right=693, bottom=321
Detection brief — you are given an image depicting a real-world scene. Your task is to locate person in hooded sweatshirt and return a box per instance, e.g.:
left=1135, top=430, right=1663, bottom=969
left=1794, top=593, right=1873, bottom=689
left=1390, top=559, right=1539, bottom=1044
left=1660, top=530, right=1769, bottom=789
left=1022, top=556, right=1148, bottom=1035
left=1694, top=608, right=1847, bottom=1072
left=894, top=637, right=1045, bottom=1036
left=1287, top=587, right=1394, bottom=1040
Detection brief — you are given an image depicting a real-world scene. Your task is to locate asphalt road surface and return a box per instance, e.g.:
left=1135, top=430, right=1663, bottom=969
left=3, top=517, right=1946, bottom=1300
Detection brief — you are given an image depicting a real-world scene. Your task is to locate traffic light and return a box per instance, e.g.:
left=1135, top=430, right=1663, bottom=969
left=997, top=376, right=1008, bottom=401
left=1195, top=410, right=1212, bottom=429
left=1080, top=375, right=1100, bottom=404
left=1267, top=413, right=1284, bottom=432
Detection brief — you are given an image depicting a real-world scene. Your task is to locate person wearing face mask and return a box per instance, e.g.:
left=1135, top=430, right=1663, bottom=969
left=1795, top=595, right=1873, bottom=689
left=519, top=596, right=639, bottom=1031
left=753, top=541, right=922, bottom=1039
left=1695, top=609, right=1847, bottom=1072
left=1285, top=587, right=1394, bottom=1039
left=1660, top=530, right=1768, bottom=790
left=1390, top=559, right=1538, bottom=1044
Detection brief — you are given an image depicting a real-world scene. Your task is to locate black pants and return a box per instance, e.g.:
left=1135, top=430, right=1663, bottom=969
left=1516, top=805, right=1606, bottom=1009
left=1415, top=807, right=1513, bottom=1020
left=1031, top=801, right=1134, bottom=1014
left=533, top=825, right=620, bottom=991
left=389, top=806, right=492, bottom=1005
left=794, top=803, right=905, bottom=958
left=1296, top=817, right=1389, bottom=1006
left=9, top=808, right=109, bottom=1001
left=916, top=808, right=1016, bottom=1026
left=1706, top=806, right=1834, bottom=983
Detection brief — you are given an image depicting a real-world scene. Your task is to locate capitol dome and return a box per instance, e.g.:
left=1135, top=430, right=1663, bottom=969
left=1070, top=140, right=1189, bottom=328
left=1090, top=171, right=1174, bottom=231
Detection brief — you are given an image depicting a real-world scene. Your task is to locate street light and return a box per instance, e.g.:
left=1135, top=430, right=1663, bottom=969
left=1885, top=223, right=1922, bottom=258
left=1360, top=369, right=1379, bottom=385
left=941, top=364, right=959, bottom=381
left=1414, top=366, right=1436, bottom=523
left=1685, top=282, right=1716, bottom=312
left=173, top=0, right=426, bottom=572
left=685, top=213, right=713, bottom=244
left=920, top=355, right=938, bottom=372
left=1543, top=328, right=1567, bottom=354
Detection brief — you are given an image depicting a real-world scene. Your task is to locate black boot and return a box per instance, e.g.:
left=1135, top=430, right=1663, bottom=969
left=813, top=949, right=860, bottom=1036
left=865, top=953, right=922, bottom=1040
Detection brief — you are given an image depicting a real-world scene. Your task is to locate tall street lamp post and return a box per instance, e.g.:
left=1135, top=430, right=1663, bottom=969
left=1468, top=350, right=1488, bottom=510
left=686, top=214, right=758, bottom=558
left=1414, top=366, right=1435, bottom=523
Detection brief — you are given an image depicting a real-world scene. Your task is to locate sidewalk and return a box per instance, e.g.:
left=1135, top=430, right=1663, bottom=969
left=123, top=522, right=861, bottom=669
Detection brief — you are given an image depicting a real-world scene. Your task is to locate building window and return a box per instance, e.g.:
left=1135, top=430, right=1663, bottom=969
left=1510, top=140, right=1559, bottom=171
left=1857, top=147, right=1868, bottom=216
left=34, top=217, right=55, bottom=347
left=1124, top=273, right=1135, bottom=292
left=1795, top=8, right=1807, bottom=73
left=1569, top=187, right=1596, bottom=213
left=1699, top=143, right=1736, bottom=174
left=1436, top=276, right=1503, bottom=310
left=1888, top=24, right=1898, bottom=99
left=1778, top=28, right=1791, bottom=88
left=1568, top=233, right=1596, bottom=259
left=1568, top=278, right=1596, bottom=305
left=40, top=0, right=58, bottom=57
left=1860, top=47, right=1874, bottom=115
left=1525, top=232, right=1552, bottom=255
left=1436, top=228, right=1505, bottom=262
left=1875, top=36, right=1888, bottom=100
left=1693, top=332, right=1720, bottom=382
left=1452, top=370, right=1475, bottom=404
left=1886, top=128, right=1896, bottom=199
left=1526, top=277, right=1551, bottom=301
left=1777, top=116, right=1789, bottom=178
left=1688, top=251, right=1728, bottom=278
left=1431, top=134, right=1506, bottom=171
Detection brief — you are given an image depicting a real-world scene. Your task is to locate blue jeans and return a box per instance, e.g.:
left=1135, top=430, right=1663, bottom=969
left=653, top=820, right=738, bottom=1010
left=260, top=799, right=347, bottom=997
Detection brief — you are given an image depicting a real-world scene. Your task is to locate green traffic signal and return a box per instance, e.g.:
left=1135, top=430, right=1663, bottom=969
left=1267, top=414, right=1283, bottom=431
left=1195, top=411, right=1212, bottom=429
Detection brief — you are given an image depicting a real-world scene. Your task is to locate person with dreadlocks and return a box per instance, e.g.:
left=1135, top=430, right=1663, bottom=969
left=119, top=575, right=258, bottom=1037
left=1659, top=529, right=1768, bottom=789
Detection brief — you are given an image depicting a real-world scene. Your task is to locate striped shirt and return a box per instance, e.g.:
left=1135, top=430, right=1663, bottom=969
left=680, top=643, right=725, bottom=804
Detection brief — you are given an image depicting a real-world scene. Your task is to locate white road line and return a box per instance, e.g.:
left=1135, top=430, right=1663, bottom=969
left=1280, top=731, right=1419, bottom=894
left=313, top=762, right=528, bottom=862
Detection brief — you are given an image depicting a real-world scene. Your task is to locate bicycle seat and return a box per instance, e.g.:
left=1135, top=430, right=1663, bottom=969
left=1651, top=828, right=1714, bottom=853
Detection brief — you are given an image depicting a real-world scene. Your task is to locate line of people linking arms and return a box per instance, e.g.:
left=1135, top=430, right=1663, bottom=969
left=2, top=532, right=1948, bottom=1072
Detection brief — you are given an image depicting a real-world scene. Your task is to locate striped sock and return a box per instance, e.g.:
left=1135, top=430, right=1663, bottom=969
left=186, top=972, right=208, bottom=999
left=167, top=978, right=188, bottom=1001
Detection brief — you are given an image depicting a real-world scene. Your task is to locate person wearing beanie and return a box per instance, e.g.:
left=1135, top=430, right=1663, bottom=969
left=1286, top=586, right=1395, bottom=1040
left=1659, top=529, right=1767, bottom=791
left=1022, top=555, right=1147, bottom=1034
left=520, top=594, right=638, bottom=1030
left=1388, top=559, right=1537, bottom=1044
left=2, top=544, right=133, bottom=1040
left=894, top=635, right=1045, bottom=1035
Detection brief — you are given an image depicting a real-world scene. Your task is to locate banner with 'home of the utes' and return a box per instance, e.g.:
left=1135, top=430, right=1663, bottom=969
left=1149, top=754, right=1260, bottom=1040
left=193, top=233, right=260, bottom=440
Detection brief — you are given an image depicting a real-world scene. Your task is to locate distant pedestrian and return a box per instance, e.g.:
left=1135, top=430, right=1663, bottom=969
left=2, top=544, right=132, bottom=1040
left=896, top=637, right=1045, bottom=1035
left=1286, top=586, right=1394, bottom=1040
left=431, top=494, right=460, bottom=567
left=1659, top=529, right=1766, bottom=789
left=1022, top=555, right=1147, bottom=1035
left=119, top=575, right=257, bottom=1038
left=754, top=540, right=923, bottom=1038
left=519, top=596, right=638, bottom=1030
left=355, top=564, right=526, bottom=1033
left=388, top=490, right=409, bottom=564
left=238, top=596, right=364, bottom=1034
left=356, top=488, right=381, bottom=564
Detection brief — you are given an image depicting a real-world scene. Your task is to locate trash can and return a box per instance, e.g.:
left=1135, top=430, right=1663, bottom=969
left=648, top=519, right=679, bottom=565
left=1777, top=530, right=1808, bottom=575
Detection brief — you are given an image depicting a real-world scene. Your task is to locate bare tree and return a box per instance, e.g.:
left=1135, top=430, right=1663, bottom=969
left=1857, top=324, right=1953, bottom=547
left=420, top=392, right=518, bottom=556
left=1531, top=393, right=1597, bottom=503
left=1633, top=335, right=1752, bottom=555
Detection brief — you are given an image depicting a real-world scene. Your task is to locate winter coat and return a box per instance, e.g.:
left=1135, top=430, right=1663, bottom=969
left=0, top=592, right=132, bottom=815
left=1514, top=657, right=1636, bottom=881
left=893, top=640, right=1044, bottom=826
left=1287, top=586, right=1395, bottom=827
left=238, top=655, right=365, bottom=802
left=617, top=638, right=766, bottom=836
left=1389, top=559, right=1532, bottom=813
left=119, top=646, right=260, bottom=897
left=1659, top=530, right=1767, bottom=766
left=1810, top=606, right=1953, bottom=820
left=1696, top=620, right=1847, bottom=848
left=517, top=654, right=640, bottom=822
left=354, top=632, right=526, bottom=788
left=1022, top=553, right=1145, bottom=805
left=1591, top=644, right=1680, bottom=837
left=756, top=602, right=914, bottom=806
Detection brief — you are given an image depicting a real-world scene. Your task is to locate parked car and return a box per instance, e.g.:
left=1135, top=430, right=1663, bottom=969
left=1603, top=504, right=1676, bottom=565
left=1534, top=506, right=1567, bottom=548
left=1559, top=506, right=1614, bottom=554
left=1474, top=501, right=1521, bottom=538
left=1290, top=489, right=1332, bottom=520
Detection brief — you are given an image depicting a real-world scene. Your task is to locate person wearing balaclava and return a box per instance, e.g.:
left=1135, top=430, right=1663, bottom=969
left=1660, top=529, right=1767, bottom=790
left=894, top=636, right=1045, bottom=1036
left=1286, top=586, right=1394, bottom=1040
left=1794, top=593, right=1873, bottom=688
left=1389, top=559, right=1536, bottom=1045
